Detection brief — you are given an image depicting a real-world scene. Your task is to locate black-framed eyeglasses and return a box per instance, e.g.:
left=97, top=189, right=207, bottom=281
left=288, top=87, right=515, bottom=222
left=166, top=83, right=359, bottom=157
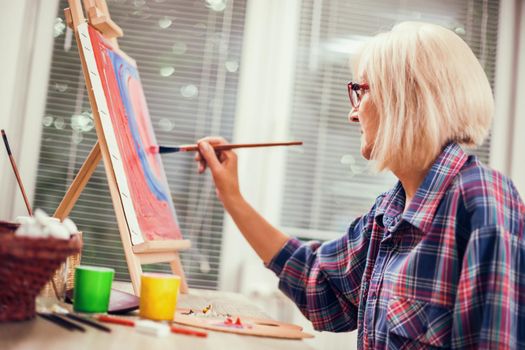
left=347, top=82, right=369, bottom=109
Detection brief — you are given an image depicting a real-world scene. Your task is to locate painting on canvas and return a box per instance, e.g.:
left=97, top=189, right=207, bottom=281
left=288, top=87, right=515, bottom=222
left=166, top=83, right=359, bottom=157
left=83, top=24, right=182, bottom=242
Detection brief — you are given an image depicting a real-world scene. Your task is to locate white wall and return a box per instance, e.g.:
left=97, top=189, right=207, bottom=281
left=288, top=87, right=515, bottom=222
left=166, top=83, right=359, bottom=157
left=218, top=0, right=300, bottom=293
left=508, top=1, right=525, bottom=196
left=0, top=0, right=58, bottom=219
left=491, top=0, right=525, bottom=195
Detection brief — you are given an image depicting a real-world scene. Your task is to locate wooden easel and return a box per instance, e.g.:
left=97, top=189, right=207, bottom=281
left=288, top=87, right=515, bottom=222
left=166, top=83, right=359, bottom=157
left=59, top=0, right=190, bottom=295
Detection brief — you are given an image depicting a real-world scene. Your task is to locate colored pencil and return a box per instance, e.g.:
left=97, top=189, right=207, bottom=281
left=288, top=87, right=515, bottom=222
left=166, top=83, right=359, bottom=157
left=65, top=313, right=112, bottom=332
left=1, top=129, right=33, bottom=216
left=171, top=325, right=208, bottom=338
left=150, top=141, right=303, bottom=154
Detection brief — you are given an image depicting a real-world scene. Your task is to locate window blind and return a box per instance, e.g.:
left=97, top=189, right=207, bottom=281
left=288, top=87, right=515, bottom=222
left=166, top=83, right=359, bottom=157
left=34, top=0, right=246, bottom=289
left=281, top=0, right=499, bottom=240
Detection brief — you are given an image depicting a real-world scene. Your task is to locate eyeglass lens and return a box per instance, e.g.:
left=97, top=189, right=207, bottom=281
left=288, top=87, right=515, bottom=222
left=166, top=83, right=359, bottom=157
left=349, top=88, right=359, bottom=108
left=352, top=90, right=358, bottom=107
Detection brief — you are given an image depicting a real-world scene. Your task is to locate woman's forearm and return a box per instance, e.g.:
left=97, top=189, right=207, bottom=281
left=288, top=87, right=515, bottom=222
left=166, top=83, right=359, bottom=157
left=194, top=139, right=289, bottom=263
left=223, top=194, right=289, bottom=264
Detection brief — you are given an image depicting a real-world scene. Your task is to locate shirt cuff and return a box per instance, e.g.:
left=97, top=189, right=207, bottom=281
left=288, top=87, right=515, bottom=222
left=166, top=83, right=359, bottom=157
left=265, top=238, right=303, bottom=275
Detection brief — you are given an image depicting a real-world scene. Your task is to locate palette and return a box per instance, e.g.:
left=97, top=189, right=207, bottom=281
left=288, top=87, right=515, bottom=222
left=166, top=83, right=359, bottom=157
left=174, top=310, right=313, bottom=339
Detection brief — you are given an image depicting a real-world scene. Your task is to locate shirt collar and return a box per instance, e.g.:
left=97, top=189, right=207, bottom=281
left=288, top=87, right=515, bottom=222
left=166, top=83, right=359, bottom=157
left=375, top=143, right=468, bottom=232
left=374, top=182, right=405, bottom=229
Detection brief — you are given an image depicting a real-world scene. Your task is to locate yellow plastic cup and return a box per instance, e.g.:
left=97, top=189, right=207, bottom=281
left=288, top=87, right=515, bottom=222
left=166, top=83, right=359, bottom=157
left=139, top=273, right=181, bottom=321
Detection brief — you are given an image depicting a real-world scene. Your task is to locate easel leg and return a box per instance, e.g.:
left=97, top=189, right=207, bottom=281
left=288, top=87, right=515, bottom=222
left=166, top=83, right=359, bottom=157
left=127, top=256, right=143, bottom=296
left=54, top=142, right=102, bottom=220
left=170, top=254, right=189, bottom=294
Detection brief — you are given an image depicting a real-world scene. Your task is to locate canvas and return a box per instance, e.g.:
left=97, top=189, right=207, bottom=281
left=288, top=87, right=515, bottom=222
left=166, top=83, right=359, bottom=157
left=79, top=23, right=182, bottom=244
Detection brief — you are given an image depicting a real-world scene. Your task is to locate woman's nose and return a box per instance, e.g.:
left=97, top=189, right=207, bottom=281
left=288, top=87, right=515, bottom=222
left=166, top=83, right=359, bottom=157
left=348, top=109, right=359, bottom=123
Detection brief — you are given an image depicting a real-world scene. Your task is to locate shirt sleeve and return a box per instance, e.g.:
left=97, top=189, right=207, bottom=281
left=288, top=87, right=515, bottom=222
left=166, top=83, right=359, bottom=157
left=451, top=224, right=523, bottom=349
left=266, top=205, right=377, bottom=332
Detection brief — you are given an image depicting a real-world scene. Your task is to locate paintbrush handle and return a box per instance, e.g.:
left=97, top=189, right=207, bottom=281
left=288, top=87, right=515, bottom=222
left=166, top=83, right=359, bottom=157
left=173, top=141, right=303, bottom=153
left=52, top=314, right=87, bottom=332
left=65, top=313, right=112, bottom=332
left=171, top=325, right=208, bottom=337
left=38, top=313, right=85, bottom=332
left=97, top=315, right=135, bottom=327
left=1, top=129, right=33, bottom=216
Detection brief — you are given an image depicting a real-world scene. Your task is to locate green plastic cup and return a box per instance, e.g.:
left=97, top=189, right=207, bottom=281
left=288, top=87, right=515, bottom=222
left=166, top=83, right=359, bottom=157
left=73, top=265, right=114, bottom=313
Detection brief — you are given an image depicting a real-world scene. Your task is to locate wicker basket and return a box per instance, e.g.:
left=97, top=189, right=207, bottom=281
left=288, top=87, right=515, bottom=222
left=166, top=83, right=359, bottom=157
left=39, top=234, right=82, bottom=298
left=0, top=221, right=82, bottom=322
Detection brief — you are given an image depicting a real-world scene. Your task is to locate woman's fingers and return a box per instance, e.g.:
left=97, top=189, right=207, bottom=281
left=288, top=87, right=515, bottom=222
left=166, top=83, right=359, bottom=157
left=193, top=138, right=241, bottom=206
left=198, top=141, right=222, bottom=173
left=197, top=136, right=228, bottom=146
left=195, top=151, right=206, bottom=171
left=195, top=137, right=231, bottom=174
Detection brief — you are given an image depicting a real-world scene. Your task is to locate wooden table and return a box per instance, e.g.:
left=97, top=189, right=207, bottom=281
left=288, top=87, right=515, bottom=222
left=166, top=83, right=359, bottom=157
left=0, top=284, right=314, bottom=350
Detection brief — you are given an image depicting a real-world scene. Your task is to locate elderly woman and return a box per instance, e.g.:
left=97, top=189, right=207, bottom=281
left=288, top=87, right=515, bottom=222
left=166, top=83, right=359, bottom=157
left=195, top=22, right=525, bottom=349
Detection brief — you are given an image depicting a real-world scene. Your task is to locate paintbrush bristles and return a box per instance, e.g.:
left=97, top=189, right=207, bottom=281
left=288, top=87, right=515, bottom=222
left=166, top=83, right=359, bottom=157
left=1, top=130, right=12, bottom=155
left=157, top=146, right=181, bottom=154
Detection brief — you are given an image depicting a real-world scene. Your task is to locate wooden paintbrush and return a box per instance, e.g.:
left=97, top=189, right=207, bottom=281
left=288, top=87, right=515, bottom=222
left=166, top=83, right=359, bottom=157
left=150, top=141, right=303, bottom=154
left=1, top=129, right=33, bottom=216
left=2, top=129, right=62, bottom=300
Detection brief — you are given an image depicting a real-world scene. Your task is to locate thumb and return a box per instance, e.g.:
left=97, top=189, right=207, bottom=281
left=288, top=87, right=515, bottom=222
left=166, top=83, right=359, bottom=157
left=198, top=142, right=221, bottom=172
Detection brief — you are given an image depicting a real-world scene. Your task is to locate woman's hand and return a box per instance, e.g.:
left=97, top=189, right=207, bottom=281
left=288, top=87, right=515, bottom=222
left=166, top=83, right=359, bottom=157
left=195, top=136, right=241, bottom=206
left=195, top=136, right=289, bottom=264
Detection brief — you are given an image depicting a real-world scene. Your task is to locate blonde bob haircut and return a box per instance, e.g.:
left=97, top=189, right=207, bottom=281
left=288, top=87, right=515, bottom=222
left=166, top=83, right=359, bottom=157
left=353, top=21, right=494, bottom=171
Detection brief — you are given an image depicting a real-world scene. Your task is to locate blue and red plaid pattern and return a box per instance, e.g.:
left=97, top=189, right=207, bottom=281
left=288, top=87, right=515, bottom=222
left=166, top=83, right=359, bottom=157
left=267, top=143, right=525, bottom=349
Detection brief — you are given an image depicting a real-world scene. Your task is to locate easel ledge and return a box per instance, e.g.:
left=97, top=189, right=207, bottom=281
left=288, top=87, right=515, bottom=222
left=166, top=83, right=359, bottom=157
left=61, top=0, right=190, bottom=295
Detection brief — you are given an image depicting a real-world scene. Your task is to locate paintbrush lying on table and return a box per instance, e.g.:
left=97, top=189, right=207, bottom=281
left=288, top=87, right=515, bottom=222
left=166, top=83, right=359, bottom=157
left=38, top=312, right=111, bottom=333
left=149, top=141, right=303, bottom=154
left=38, top=313, right=85, bottom=332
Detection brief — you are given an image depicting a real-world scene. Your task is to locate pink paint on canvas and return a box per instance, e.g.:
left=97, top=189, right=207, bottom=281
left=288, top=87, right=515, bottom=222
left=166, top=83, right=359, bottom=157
left=88, top=26, right=182, bottom=241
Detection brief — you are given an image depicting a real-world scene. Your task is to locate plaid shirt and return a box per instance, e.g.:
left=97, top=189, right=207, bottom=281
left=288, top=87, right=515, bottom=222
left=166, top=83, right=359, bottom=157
left=267, top=143, right=525, bottom=349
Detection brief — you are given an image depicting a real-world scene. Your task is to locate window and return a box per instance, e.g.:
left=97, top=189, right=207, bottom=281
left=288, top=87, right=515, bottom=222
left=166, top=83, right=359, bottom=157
left=281, top=0, right=499, bottom=241
left=34, top=0, right=247, bottom=289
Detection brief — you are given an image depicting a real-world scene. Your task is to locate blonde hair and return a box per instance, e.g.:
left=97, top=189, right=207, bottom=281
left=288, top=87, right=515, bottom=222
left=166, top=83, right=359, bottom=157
left=353, top=21, right=494, bottom=171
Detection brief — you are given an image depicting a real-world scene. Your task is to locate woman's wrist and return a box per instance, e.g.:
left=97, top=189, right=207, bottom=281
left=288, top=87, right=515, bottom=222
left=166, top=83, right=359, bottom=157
left=221, top=190, right=245, bottom=212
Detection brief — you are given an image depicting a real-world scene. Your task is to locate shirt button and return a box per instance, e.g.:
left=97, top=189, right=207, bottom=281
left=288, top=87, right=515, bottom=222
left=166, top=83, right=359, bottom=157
left=370, top=291, right=377, bottom=299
